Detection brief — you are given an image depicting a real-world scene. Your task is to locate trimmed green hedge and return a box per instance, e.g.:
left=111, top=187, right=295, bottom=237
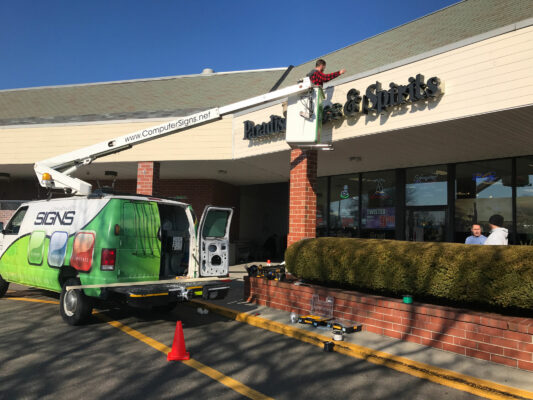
left=285, top=238, right=533, bottom=310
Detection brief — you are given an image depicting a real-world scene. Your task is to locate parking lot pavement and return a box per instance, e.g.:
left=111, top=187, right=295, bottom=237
left=0, top=285, right=488, bottom=400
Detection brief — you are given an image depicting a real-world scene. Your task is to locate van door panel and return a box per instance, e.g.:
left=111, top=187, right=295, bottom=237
left=198, top=207, right=233, bottom=277
left=118, top=201, right=161, bottom=281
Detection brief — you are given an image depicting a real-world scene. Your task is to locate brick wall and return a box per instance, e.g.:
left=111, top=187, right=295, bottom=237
left=137, top=161, right=160, bottom=196
left=0, top=175, right=239, bottom=237
left=244, top=277, right=533, bottom=371
left=288, top=149, right=317, bottom=247
left=0, top=210, right=16, bottom=226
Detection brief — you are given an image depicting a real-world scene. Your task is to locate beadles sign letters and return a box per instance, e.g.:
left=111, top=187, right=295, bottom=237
left=243, top=115, right=286, bottom=140
left=323, top=73, right=443, bottom=123
left=242, top=73, right=443, bottom=138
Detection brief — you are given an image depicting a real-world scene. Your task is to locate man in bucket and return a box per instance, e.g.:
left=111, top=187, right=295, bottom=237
left=308, top=59, right=346, bottom=87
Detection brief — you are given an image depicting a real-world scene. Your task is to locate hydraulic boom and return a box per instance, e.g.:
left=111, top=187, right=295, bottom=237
left=34, top=77, right=314, bottom=195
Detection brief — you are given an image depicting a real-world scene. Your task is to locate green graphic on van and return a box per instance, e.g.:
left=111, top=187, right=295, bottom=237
left=27, top=230, right=46, bottom=265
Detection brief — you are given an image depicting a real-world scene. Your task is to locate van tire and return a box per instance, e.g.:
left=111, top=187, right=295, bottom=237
left=60, top=278, right=93, bottom=325
left=0, top=275, right=9, bottom=298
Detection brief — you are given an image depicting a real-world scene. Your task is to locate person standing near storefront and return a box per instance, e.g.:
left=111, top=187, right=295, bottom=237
left=484, top=214, right=508, bottom=245
left=308, top=59, right=346, bottom=87
left=465, top=224, right=487, bottom=244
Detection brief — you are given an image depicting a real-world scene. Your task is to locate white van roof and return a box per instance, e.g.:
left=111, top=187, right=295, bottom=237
left=21, top=193, right=189, bottom=208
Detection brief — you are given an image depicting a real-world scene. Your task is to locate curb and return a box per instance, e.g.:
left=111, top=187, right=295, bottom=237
left=192, top=299, right=533, bottom=400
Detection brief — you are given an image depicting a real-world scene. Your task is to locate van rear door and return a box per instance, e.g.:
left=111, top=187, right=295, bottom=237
left=198, top=207, right=233, bottom=277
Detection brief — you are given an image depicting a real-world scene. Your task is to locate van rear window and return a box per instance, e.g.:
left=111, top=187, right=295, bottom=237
left=70, top=232, right=95, bottom=272
left=48, top=231, right=68, bottom=268
left=28, top=230, right=46, bottom=265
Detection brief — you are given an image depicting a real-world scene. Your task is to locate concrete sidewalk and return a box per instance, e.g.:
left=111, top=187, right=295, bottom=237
left=200, top=264, right=533, bottom=394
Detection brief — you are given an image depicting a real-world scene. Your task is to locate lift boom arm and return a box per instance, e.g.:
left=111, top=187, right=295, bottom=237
left=34, top=78, right=313, bottom=195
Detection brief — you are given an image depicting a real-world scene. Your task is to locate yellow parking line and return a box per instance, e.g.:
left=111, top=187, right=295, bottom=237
left=95, top=313, right=274, bottom=400
left=192, top=299, right=533, bottom=400
left=2, top=296, right=273, bottom=400
left=4, top=297, right=59, bottom=305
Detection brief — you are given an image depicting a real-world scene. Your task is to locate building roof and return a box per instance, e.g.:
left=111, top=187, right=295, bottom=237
left=279, top=0, right=533, bottom=89
left=1, top=0, right=531, bottom=126
left=0, top=68, right=288, bottom=125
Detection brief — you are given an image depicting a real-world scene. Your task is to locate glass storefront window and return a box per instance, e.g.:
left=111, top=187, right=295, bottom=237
left=328, top=174, right=359, bottom=237
left=406, top=210, right=446, bottom=242
left=406, top=165, right=447, bottom=206
left=361, top=170, right=395, bottom=238
left=455, top=159, right=512, bottom=243
left=316, top=177, right=328, bottom=237
left=516, top=156, right=533, bottom=245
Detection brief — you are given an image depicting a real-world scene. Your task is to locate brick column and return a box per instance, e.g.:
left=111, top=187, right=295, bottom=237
left=136, top=161, right=160, bottom=196
left=288, top=149, right=317, bottom=247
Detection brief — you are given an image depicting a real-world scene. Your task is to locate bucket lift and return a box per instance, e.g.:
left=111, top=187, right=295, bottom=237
left=34, top=77, right=332, bottom=196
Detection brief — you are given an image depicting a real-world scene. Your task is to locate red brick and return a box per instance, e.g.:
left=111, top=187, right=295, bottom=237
left=433, top=333, right=455, bottom=345
left=477, top=342, right=504, bottom=355
left=383, top=329, right=403, bottom=340
left=381, top=315, right=404, bottom=325
left=480, top=317, right=509, bottom=329
left=490, top=336, right=520, bottom=349
left=519, top=342, right=533, bottom=352
left=404, top=335, right=421, bottom=344
left=410, top=328, right=433, bottom=339
left=442, top=343, right=466, bottom=355
left=465, top=331, right=491, bottom=343
left=503, top=348, right=532, bottom=362
left=453, top=337, right=478, bottom=350
left=419, top=338, right=443, bottom=349
left=366, top=325, right=384, bottom=335
left=518, top=360, right=533, bottom=371
left=477, top=326, right=505, bottom=337
left=490, top=354, right=517, bottom=368
left=502, top=331, right=532, bottom=343
left=465, top=348, right=491, bottom=361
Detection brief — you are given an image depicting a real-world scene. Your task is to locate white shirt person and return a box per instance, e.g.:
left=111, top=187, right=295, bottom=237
left=484, top=214, right=508, bottom=245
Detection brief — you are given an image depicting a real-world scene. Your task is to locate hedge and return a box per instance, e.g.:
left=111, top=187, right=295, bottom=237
left=285, top=238, right=533, bottom=310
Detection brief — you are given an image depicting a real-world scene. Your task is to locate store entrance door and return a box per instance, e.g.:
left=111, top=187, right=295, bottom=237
left=406, top=207, right=447, bottom=242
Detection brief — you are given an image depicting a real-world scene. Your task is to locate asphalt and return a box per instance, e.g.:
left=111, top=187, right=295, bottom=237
left=0, top=281, right=491, bottom=400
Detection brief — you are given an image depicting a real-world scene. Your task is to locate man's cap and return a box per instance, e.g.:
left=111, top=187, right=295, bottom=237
left=488, top=214, right=504, bottom=227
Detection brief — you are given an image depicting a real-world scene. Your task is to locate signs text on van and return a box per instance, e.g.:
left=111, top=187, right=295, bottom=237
left=35, top=211, right=76, bottom=226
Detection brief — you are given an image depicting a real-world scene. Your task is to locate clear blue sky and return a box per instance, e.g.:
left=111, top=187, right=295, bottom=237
left=0, top=0, right=458, bottom=90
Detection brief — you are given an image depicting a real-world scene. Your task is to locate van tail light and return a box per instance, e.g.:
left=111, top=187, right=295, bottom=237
left=101, top=249, right=116, bottom=271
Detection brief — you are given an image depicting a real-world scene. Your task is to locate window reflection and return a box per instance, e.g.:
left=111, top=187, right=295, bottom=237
left=455, top=159, right=512, bottom=243
left=516, top=157, right=533, bottom=245
left=406, top=165, right=447, bottom=206
left=361, top=171, right=395, bottom=239
left=328, top=174, right=359, bottom=237
left=316, top=177, right=328, bottom=237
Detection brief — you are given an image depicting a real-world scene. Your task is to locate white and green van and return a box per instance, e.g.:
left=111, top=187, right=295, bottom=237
left=0, top=191, right=233, bottom=325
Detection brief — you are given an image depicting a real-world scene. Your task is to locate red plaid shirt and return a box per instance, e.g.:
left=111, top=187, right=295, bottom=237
left=308, top=69, right=341, bottom=86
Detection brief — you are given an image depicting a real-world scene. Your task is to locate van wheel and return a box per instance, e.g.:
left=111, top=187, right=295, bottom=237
left=60, top=278, right=93, bottom=325
left=0, top=274, right=9, bottom=298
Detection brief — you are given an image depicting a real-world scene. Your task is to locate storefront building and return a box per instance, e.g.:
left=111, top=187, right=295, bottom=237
left=1, top=0, right=532, bottom=259
left=316, top=157, right=533, bottom=245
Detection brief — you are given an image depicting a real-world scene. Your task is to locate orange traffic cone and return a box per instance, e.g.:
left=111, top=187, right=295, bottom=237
left=167, top=321, right=190, bottom=361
